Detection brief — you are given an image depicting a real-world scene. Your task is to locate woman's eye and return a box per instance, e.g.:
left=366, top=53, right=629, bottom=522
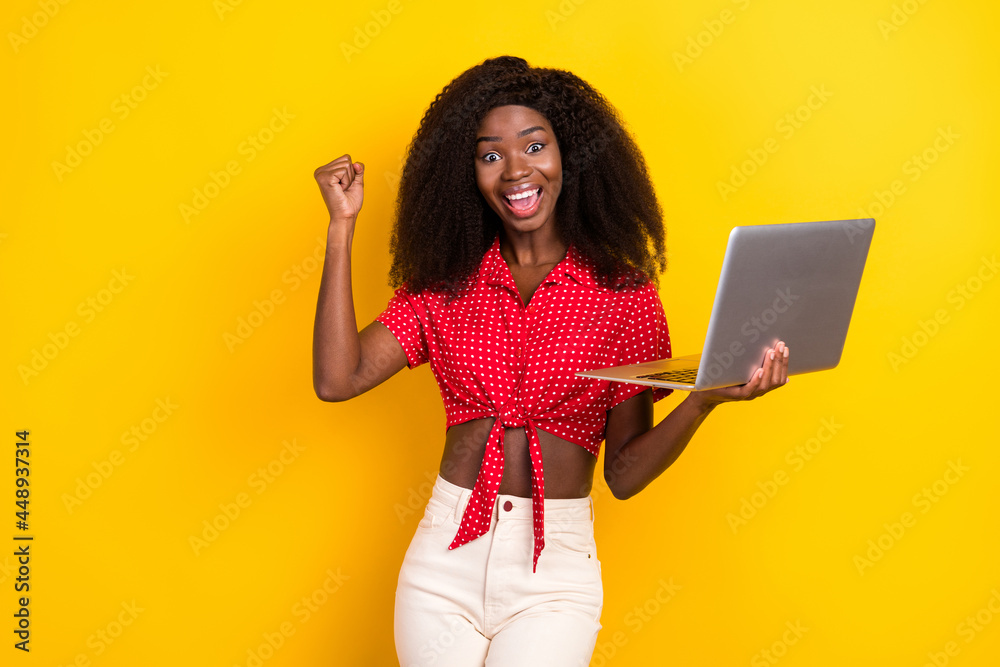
left=483, top=152, right=500, bottom=163
left=527, top=143, right=544, bottom=153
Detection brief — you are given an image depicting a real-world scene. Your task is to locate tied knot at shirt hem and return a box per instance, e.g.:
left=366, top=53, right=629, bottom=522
left=447, top=415, right=547, bottom=573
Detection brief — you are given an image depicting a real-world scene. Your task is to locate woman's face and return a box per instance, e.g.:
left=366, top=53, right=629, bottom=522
left=474, top=105, right=563, bottom=237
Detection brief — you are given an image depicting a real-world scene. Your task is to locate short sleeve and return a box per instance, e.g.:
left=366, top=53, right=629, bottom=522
left=609, top=282, right=673, bottom=408
left=375, top=286, right=429, bottom=369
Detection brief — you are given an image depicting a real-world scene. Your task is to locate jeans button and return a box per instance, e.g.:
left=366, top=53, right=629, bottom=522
left=503, top=500, right=513, bottom=511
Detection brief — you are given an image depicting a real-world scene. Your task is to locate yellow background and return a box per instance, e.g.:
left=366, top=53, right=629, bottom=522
left=4, top=0, right=998, bottom=665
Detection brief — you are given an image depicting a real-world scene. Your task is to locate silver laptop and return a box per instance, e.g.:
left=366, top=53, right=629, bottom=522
left=577, top=218, right=875, bottom=391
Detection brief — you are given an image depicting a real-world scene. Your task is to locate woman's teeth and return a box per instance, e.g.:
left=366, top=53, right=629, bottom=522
left=504, top=188, right=541, bottom=212
left=507, top=188, right=539, bottom=201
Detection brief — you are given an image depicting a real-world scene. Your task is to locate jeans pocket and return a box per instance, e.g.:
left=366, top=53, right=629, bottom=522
left=416, top=510, right=437, bottom=531
left=417, top=495, right=454, bottom=531
left=544, top=523, right=598, bottom=560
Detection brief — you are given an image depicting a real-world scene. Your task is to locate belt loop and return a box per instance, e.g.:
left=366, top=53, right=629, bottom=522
left=589, top=495, right=595, bottom=522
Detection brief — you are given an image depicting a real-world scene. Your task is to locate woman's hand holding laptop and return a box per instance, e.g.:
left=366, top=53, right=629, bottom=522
left=687, top=340, right=789, bottom=410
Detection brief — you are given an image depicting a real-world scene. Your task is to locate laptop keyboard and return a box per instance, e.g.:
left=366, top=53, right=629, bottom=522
left=636, top=368, right=699, bottom=383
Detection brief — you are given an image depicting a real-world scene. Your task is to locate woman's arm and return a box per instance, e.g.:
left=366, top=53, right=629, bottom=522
left=603, top=341, right=790, bottom=499
left=312, top=155, right=407, bottom=402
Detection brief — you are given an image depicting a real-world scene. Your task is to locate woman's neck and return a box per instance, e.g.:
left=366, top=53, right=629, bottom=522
left=498, top=226, right=567, bottom=269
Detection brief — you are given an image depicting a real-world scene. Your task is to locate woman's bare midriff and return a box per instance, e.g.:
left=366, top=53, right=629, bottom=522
left=439, top=418, right=598, bottom=498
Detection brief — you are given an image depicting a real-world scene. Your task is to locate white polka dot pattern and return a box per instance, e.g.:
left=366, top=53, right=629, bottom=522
left=377, top=236, right=672, bottom=572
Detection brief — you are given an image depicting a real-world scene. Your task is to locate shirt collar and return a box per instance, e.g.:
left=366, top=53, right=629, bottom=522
left=481, top=236, right=600, bottom=291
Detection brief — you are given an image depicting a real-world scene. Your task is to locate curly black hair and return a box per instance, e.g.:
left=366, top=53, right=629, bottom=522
left=389, top=55, right=666, bottom=293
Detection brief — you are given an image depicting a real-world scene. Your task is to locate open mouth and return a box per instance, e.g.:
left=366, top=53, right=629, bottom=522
left=502, top=187, right=542, bottom=217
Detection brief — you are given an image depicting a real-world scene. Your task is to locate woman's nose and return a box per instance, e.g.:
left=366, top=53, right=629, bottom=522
left=503, top=154, right=530, bottom=180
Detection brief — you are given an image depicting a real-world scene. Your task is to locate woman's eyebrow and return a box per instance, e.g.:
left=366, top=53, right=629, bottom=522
left=476, top=126, right=546, bottom=144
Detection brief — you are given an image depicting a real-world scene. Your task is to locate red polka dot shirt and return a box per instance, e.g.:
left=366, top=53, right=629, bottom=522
left=377, top=236, right=672, bottom=572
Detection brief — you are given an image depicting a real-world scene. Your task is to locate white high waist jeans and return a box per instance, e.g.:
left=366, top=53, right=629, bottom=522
left=394, top=474, right=604, bottom=667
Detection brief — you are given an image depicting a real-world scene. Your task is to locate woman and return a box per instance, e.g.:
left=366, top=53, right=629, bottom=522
left=312, top=56, right=788, bottom=666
